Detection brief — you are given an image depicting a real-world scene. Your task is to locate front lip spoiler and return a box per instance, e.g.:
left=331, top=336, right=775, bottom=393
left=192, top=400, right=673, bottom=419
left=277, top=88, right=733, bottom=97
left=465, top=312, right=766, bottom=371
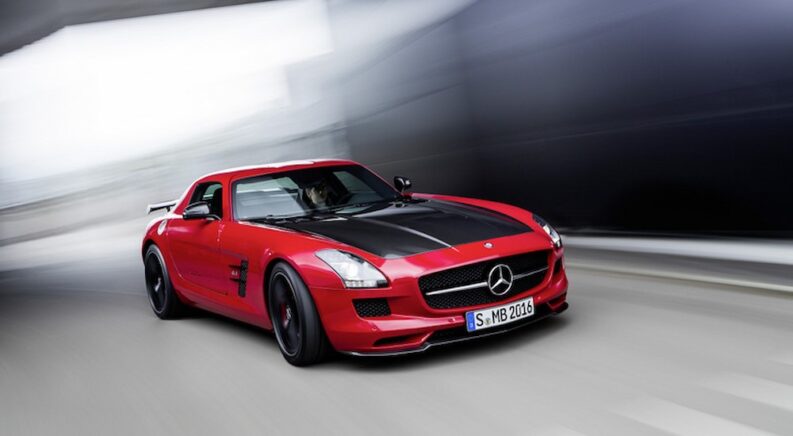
left=340, top=302, right=568, bottom=357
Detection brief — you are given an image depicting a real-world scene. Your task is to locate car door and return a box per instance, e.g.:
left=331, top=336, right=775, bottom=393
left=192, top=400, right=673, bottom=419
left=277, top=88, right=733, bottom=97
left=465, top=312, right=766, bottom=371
left=167, top=181, right=226, bottom=295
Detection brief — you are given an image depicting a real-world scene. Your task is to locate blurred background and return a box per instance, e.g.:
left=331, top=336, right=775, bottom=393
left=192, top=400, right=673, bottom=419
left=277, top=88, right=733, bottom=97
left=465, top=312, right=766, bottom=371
left=2, top=1, right=793, bottom=435
left=4, top=0, right=793, bottom=242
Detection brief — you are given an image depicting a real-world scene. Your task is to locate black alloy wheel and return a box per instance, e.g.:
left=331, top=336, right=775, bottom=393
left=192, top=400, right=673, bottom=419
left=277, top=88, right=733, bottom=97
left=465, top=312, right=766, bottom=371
left=267, top=262, right=331, bottom=366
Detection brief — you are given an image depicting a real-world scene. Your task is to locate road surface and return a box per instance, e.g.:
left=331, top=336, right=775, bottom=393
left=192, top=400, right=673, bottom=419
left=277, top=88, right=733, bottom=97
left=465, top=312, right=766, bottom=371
left=1, top=235, right=792, bottom=435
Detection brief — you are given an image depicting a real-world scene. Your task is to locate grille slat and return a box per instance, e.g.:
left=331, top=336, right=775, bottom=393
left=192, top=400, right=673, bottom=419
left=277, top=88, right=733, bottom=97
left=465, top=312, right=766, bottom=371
left=419, top=251, right=550, bottom=310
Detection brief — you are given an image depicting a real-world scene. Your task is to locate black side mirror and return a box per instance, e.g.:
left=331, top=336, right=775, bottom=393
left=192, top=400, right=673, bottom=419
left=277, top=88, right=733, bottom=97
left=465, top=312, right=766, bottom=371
left=394, top=176, right=412, bottom=194
left=183, top=202, right=218, bottom=220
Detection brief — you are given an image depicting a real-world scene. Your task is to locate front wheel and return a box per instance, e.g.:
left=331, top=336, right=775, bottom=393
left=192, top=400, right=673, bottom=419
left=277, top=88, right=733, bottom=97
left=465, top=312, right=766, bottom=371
left=267, top=262, right=331, bottom=366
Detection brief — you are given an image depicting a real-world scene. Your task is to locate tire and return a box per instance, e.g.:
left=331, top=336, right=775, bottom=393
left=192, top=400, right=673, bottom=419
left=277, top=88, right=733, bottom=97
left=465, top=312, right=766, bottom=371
left=267, top=262, right=331, bottom=366
left=144, top=245, right=188, bottom=319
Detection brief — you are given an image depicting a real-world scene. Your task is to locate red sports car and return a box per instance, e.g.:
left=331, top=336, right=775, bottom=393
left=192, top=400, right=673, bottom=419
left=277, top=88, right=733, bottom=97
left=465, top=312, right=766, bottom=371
left=142, top=159, right=568, bottom=365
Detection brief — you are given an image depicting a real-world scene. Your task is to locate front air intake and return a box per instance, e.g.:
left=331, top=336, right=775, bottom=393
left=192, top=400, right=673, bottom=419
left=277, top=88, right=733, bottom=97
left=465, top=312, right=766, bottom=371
left=353, top=298, right=391, bottom=317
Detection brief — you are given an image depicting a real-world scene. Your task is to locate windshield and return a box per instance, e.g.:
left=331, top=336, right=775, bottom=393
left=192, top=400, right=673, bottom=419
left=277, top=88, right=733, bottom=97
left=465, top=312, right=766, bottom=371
left=233, top=165, right=400, bottom=220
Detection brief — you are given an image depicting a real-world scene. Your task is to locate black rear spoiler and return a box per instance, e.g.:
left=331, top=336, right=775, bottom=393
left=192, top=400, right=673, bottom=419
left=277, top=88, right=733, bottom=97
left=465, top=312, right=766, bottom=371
left=147, top=200, right=177, bottom=214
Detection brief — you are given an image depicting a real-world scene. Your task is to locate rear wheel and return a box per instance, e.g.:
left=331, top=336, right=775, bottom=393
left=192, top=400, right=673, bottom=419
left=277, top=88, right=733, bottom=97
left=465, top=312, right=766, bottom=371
left=144, top=245, right=187, bottom=319
left=267, top=262, right=331, bottom=366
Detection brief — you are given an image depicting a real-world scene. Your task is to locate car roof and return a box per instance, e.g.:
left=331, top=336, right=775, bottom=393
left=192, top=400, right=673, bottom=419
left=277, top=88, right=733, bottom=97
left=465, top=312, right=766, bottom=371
left=196, top=159, right=360, bottom=183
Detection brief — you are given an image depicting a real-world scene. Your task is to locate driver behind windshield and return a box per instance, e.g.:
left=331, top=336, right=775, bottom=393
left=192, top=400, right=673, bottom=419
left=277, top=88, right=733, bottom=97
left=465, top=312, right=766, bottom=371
left=303, top=180, right=331, bottom=209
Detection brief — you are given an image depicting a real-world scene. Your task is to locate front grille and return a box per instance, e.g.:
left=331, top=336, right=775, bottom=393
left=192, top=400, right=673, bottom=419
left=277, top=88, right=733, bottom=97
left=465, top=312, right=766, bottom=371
left=419, top=251, right=550, bottom=310
left=353, top=298, right=391, bottom=317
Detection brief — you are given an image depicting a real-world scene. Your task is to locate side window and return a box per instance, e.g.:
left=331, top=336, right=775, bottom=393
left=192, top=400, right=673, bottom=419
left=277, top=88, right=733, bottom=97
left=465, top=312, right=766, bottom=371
left=233, top=177, right=304, bottom=220
left=190, top=182, right=223, bottom=218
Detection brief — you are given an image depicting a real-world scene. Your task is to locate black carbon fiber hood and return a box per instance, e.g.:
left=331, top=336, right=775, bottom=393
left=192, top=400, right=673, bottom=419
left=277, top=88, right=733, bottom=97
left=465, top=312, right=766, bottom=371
left=281, top=199, right=531, bottom=258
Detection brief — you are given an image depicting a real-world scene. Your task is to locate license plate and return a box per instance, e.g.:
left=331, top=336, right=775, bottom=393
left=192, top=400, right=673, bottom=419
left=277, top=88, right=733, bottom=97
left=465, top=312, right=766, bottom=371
left=465, top=297, right=534, bottom=332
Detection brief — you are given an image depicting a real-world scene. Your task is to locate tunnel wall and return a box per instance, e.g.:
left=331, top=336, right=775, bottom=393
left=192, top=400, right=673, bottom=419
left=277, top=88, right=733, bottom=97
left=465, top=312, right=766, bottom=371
left=341, top=0, right=793, bottom=235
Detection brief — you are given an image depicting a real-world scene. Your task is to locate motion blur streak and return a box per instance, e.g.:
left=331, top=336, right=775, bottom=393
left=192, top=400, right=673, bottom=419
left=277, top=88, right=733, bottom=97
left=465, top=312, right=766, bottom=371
left=0, top=0, right=333, bottom=183
left=1, top=0, right=793, bottom=435
left=4, top=0, right=793, bottom=239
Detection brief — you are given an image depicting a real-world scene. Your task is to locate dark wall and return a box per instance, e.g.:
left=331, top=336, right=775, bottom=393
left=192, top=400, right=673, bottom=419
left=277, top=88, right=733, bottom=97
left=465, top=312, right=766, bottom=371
left=341, top=0, right=793, bottom=235
left=0, top=0, right=61, bottom=55
left=0, top=0, right=268, bottom=55
left=337, top=21, right=481, bottom=196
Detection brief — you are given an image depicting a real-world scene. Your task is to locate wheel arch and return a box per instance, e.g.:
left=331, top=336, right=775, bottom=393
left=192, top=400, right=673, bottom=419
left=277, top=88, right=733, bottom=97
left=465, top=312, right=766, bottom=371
left=261, top=254, right=330, bottom=327
left=262, top=256, right=295, bottom=305
left=142, top=239, right=156, bottom=259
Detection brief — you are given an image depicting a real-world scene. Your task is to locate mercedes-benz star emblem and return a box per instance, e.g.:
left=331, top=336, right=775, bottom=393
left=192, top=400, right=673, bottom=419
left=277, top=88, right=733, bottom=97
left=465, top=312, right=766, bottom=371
left=487, top=264, right=514, bottom=296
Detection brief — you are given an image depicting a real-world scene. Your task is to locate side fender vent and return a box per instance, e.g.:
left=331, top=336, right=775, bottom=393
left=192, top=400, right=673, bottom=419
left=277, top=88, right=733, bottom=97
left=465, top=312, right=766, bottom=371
left=230, top=260, right=249, bottom=297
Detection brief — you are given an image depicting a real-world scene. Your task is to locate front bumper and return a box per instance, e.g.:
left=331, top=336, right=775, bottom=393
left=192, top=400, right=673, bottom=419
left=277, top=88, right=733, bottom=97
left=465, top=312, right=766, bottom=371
left=311, top=240, right=569, bottom=355
left=342, top=301, right=568, bottom=357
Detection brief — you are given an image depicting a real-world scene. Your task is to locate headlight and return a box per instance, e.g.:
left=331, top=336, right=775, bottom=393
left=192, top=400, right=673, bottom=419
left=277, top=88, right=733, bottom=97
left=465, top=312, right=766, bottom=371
left=533, top=214, right=562, bottom=248
left=315, top=249, right=388, bottom=288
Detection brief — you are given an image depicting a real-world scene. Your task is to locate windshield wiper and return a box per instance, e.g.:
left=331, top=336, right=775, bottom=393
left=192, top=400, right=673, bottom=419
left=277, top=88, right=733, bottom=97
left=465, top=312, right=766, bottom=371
left=251, top=214, right=312, bottom=224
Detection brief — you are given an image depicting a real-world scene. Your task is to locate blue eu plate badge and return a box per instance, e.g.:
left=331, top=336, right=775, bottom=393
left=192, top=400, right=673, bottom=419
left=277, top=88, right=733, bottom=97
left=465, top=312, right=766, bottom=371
left=466, top=312, right=476, bottom=331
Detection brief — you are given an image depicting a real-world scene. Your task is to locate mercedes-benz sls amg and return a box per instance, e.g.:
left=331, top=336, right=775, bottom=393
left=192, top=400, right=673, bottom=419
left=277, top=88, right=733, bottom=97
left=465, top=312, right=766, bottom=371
left=142, top=159, right=568, bottom=365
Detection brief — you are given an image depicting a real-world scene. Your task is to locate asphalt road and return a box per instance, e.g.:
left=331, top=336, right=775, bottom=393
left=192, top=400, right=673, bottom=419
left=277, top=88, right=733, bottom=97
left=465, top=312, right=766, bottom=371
left=2, top=244, right=793, bottom=435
